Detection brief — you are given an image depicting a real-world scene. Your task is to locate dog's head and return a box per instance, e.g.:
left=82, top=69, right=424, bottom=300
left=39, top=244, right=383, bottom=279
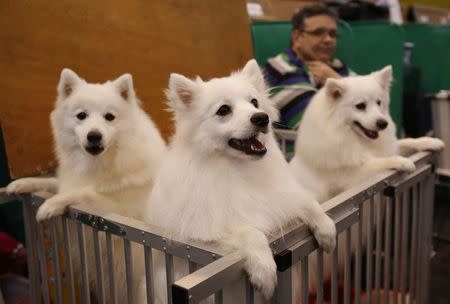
left=52, top=69, right=138, bottom=157
left=167, top=59, right=278, bottom=160
left=324, top=66, right=393, bottom=140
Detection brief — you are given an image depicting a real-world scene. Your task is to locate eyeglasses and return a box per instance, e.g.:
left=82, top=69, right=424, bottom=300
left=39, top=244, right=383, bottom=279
left=301, top=28, right=338, bottom=39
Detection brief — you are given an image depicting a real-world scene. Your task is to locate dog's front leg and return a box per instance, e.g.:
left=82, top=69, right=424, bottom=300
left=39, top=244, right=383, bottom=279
left=35, top=188, right=114, bottom=221
left=223, top=225, right=277, bottom=299
left=397, top=137, right=445, bottom=156
left=289, top=192, right=336, bottom=253
left=366, top=156, right=416, bottom=174
left=6, top=177, right=58, bottom=194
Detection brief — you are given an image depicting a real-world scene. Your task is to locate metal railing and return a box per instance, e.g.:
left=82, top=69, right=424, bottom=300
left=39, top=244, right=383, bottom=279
left=0, top=151, right=436, bottom=304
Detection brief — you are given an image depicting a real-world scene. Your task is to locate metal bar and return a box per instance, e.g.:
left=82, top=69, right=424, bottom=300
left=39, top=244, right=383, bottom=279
left=409, top=184, right=418, bottom=301
left=172, top=253, right=244, bottom=303
left=77, top=222, right=90, bottom=304
left=301, top=256, right=308, bottom=304
left=415, top=182, right=423, bottom=303
left=384, top=196, right=393, bottom=304
left=331, top=235, right=338, bottom=304
left=61, top=218, right=75, bottom=304
left=49, top=219, right=63, bottom=304
left=420, top=174, right=435, bottom=304
left=366, top=196, right=374, bottom=302
left=344, top=229, right=351, bottom=304
left=354, top=204, right=363, bottom=304
left=36, top=221, right=51, bottom=304
left=316, top=249, right=324, bottom=303
left=106, top=233, right=116, bottom=304
left=22, top=198, right=41, bottom=303
left=245, top=277, right=254, bottom=304
left=393, top=192, right=402, bottom=304
left=144, top=247, right=154, bottom=304
left=400, top=189, right=410, bottom=304
left=165, top=253, right=174, bottom=304
left=124, top=239, right=134, bottom=304
left=274, top=268, right=292, bottom=304
left=214, top=290, right=223, bottom=304
left=374, top=195, right=384, bottom=304
left=189, top=261, right=198, bottom=274
left=93, top=229, right=104, bottom=303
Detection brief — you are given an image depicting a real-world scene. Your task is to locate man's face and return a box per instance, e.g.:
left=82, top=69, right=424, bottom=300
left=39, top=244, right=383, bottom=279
left=292, top=15, right=337, bottom=63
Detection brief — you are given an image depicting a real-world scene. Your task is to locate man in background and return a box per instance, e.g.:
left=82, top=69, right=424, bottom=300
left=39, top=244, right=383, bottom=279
left=265, top=5, right=354, bottom=129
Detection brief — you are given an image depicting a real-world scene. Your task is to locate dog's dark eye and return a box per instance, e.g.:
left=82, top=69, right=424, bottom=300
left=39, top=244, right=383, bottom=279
left=250, top=98, right=259, bottom=108
left=104, top=113, right=115, bottom=121
left=76, top=112, right=87, bottom=120
left=216, top=105, right=231, bottom=116
left=377, top=100, right=382, bottom=106
left=355, top=102, right=366, bottom=111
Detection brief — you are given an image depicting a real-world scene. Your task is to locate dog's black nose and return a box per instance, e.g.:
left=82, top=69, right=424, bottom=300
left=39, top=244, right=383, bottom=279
left=376, top=119, right=388, bottom=130
left=250, top=113, right=269, bottom=128
left=87, top=131, right=102, bottom=144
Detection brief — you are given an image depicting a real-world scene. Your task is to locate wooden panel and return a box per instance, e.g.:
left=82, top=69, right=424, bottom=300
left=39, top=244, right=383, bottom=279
left=0, top=0, right=252, bottom=178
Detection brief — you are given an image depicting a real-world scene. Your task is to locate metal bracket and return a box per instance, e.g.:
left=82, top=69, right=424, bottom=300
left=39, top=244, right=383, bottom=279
left=71, top=210, right=126, bottom=236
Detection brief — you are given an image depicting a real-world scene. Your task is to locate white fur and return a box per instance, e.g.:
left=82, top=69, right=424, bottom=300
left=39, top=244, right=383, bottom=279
left=290, top=66, right=444, bottom=202
left=145, top=59, right=336, bottom=302
left=7, top=69, right=167, bottom=302
left=289, top=66, right=444, bottom=300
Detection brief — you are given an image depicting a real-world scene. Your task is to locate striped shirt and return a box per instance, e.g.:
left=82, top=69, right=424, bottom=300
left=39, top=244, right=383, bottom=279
left=264, top=48, right=352, bottom=129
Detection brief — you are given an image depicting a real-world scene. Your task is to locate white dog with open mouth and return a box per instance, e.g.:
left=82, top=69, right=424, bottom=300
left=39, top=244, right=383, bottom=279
left=290, top=65, right=444, bottom=202
left=289, top=66, right=444, bottom=300
left=145, top=59, right=336, bottom=302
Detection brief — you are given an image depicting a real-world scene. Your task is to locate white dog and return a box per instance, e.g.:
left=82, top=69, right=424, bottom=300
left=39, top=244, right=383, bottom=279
left=289, top=66, right=444, bottom=301
left=290, top=65, right=444, bottom=203
left=7, top=69, right=167, bottom=302
left=145, top=59, right=336, bottom=302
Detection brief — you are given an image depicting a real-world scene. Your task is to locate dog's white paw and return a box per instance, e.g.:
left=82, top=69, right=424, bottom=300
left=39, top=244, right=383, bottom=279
left=35, top=197, right=68, bottom=221
left=419, top=137, right=445, bottom=151
left=245, top=251, right=277, bottom=299
left=313, top=215, right=336, bottom=253
left=6, top=179, right=35, bottom=194
left=391, top=156, right=416, bottom=173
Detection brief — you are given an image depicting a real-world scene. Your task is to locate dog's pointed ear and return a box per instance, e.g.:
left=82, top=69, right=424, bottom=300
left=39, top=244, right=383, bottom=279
left=168, top=73, right=197, bottom=107
left=325, top=78, right=345, bottom=100
left=113, top=73, right=135, bottom=101
left=58, top=68, right=82, bottom=98
left=241, top=59, right=266, bottom=92
left=373, top=65, right=393, bottom=90
left=195, top=76, right=204, bottom=83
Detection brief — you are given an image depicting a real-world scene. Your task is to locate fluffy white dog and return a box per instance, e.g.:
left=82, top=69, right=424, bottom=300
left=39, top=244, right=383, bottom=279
left=290, top=66, right=444, bottom=202
left=289, top=66, right=444, bottom=301
left=7, top=69, right=167, bottom=302
left=145, top=59, right=336, bottom=301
